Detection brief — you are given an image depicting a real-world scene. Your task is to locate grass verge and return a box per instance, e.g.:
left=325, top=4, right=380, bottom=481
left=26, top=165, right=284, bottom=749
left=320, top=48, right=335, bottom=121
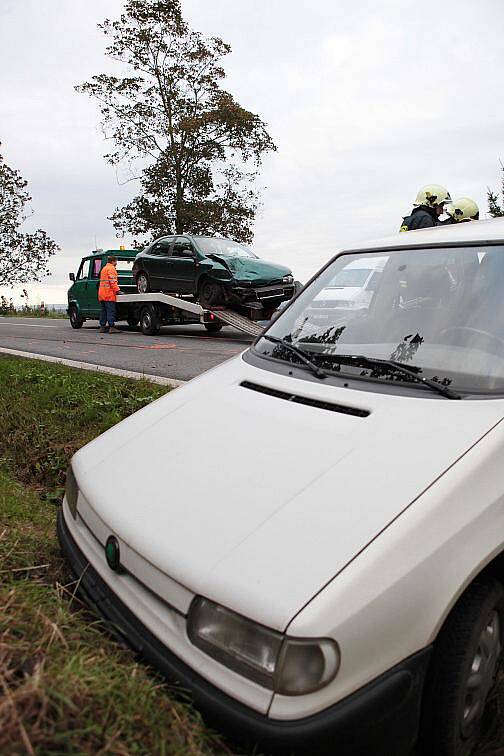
left=0, top=471, right=233, bottom=754
left=0, top=355, right=168, bottom=495
left=0, top=356, right=235, bottom=754
left=0, top=301, right=67, bottom=318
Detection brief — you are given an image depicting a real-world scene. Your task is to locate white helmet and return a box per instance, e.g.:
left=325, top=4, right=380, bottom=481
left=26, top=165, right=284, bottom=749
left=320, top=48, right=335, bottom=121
left=414, top=184, right=452, bottom=208
left=446, top=197, right=479, bottom=222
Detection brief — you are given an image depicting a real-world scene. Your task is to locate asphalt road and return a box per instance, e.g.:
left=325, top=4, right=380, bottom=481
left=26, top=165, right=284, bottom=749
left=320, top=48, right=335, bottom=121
left=0, top=317, right=254, bottom=381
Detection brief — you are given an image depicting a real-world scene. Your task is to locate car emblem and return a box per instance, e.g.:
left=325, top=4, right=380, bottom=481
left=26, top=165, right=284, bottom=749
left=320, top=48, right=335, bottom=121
left=105, top=535, right=121, bottom=572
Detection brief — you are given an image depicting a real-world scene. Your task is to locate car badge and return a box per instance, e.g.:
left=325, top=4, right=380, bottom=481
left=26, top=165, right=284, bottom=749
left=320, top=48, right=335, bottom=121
left=105, top=535, right=121, bottom=572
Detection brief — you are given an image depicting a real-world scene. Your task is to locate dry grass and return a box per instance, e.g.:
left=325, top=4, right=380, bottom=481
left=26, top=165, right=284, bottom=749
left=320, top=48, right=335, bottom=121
left=0, top=463, right=236, bottom=755
left=0, top=356, right=239, bottom=754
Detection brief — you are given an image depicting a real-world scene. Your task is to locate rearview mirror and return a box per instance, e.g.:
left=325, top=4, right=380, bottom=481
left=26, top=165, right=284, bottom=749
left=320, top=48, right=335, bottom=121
left=69, top=272, right=75, bottom=282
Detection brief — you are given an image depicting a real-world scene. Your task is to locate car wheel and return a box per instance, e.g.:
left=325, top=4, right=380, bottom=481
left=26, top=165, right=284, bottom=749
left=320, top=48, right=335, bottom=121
left=137, top=272, right=150, bottom=294
left=140, top=305, right=160, bottom=336
left=127, top=316, right=139, bottom=329
left=69, top=305, right=84, bottom=329
left=422, top=577, right=504, bottom=756
left=198, top=279, right=224, bottom=306
left=204, top=322, right=223, bottom=333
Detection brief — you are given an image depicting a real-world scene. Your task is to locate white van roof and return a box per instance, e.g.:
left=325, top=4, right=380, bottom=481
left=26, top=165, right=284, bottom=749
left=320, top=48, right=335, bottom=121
left=342, top=217, right=504, bottom=254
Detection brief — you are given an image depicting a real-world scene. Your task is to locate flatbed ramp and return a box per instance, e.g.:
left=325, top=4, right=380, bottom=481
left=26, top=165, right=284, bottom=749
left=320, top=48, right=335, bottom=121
left=118, top=292, right=264, bottom=337
left=207, top=308, right=263, bottom=337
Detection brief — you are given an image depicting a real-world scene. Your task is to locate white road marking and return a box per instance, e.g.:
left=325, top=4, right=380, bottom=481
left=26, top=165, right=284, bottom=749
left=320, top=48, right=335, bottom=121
left=0, top=322, right=59, bottom=328
left=0, top=346, right=186, bottom=387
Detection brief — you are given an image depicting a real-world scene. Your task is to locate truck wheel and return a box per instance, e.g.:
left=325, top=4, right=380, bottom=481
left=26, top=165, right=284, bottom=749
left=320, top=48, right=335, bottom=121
left=69, top=305, right=84, bottom=329
left=140, top=306, right=160, bottom=336
left=137, top=272, right=150, bottom=294
left=204, top=322, right=223, bottom=333
left=422, top=577, right=504, bottom=756
left=127, top=316, right=139, bottom=329
left=198, top=279, right=224, bottom=306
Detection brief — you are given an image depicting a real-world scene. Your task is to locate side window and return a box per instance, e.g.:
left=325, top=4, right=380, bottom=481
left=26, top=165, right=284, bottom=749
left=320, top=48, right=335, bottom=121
left=77, top=260, right=91, bottom=280
left=152, top=239, right=173, bottom=256
left=172, top=237, right=194, bottom=257
left=91, top=258, right=103, bottom=278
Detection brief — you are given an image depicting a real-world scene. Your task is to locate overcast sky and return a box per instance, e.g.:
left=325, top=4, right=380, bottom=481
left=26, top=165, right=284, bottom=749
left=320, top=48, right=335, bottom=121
left=1, top=0, right=503, bottom=304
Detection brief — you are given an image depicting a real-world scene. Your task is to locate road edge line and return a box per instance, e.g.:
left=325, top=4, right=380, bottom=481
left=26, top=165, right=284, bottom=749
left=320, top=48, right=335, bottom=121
left=0, top=347, right=186, bottom=387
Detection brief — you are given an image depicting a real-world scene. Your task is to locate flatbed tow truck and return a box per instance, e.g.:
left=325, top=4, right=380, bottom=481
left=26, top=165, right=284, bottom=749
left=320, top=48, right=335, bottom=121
left=67, top=249, right=265, bottom=338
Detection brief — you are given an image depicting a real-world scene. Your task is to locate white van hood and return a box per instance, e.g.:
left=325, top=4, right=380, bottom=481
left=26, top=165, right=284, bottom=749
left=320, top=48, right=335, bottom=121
left=73, top=356, right=504, bottom=631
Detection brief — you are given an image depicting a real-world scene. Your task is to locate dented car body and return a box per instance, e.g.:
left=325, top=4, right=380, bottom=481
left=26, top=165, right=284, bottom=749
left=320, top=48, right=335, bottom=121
left=132, top=235, right=295, bottom=313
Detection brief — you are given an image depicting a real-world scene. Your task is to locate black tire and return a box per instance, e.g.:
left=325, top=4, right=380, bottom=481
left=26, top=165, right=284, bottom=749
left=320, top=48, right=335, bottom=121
left=140, top=305, right=160, bottom=336
left=136, top=271, right=150, bottom=294
left=198, top=278, right=224, bottom=306
left=69, top=305, right=84, bottom=329
left=127, top=316, right=139, bottom=329
left=204, top=322, right=223, bottom=333
left=422, top=577, right=504, bottom=756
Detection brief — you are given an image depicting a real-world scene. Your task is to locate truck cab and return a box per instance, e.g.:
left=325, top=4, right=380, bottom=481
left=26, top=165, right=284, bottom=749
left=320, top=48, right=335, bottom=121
left=67, top=249, right=138, bottom=328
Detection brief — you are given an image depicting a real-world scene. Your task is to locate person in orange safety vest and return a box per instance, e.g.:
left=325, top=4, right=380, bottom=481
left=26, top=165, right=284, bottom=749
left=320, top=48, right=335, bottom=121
left=98, top=255, right=122, bottom=333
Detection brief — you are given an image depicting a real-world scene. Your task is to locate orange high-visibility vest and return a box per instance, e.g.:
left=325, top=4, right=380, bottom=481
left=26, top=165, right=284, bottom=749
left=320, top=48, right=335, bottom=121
left=98, top=263, right=120, bottom=302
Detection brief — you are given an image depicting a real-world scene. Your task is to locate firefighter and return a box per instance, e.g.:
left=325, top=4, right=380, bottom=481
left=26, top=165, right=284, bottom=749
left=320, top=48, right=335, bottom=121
left=400, top=184, right=452, bottom=231
left=443, top=197, right=479, bottom=224
left=98, top=255, right=122, bottom=333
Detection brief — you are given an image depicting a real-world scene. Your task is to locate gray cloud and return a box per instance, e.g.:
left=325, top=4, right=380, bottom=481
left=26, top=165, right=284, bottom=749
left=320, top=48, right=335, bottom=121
left=1, top=0, right=503, bottom=302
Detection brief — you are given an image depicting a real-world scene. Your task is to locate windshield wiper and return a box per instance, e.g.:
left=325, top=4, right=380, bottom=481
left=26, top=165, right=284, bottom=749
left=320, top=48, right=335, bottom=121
left=320, top=353, right=461, bottom=399
left=262, top=335, right=328, bottom=379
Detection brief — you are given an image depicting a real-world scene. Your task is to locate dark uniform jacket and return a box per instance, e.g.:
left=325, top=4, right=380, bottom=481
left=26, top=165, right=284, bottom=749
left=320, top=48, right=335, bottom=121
left=399, top=205, right=439, bottom=232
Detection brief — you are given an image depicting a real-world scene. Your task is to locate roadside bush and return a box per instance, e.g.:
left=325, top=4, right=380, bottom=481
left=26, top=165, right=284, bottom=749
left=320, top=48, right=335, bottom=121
left=0, top=294, right=15, bottom=315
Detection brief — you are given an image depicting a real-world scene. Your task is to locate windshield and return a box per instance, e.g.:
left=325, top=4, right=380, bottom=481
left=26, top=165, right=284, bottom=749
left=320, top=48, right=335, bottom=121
left=254, top=245, right=504, bottom=394
left=196, top=237, right=257, bottom=259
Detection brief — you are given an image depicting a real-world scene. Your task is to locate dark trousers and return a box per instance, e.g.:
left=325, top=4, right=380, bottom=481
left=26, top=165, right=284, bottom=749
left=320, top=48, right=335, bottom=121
left=99, top=301, right=116, bottom=327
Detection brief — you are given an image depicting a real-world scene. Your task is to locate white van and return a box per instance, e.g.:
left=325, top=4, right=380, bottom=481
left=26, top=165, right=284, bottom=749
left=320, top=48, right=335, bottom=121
left=59, top=219, right=504, bottom=756
left=307, top=256, right=388, bottom=325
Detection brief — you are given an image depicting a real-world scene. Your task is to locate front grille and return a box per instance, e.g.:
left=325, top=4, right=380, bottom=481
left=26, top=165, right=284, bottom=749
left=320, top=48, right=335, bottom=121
left=240, top=381, right=370, bottom=417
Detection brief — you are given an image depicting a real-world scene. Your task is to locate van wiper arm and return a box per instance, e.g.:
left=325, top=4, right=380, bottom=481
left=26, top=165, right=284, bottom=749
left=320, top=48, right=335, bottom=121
left=323, top=353, right=461, bottom=399
left=262, top=335, right=328, bottom=379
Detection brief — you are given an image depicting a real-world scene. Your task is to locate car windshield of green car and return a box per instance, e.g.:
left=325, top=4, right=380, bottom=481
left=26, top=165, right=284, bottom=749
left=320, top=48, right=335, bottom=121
left=254, top=245, right=504, bottom=394
left=196, top=237, right=257, bottom=259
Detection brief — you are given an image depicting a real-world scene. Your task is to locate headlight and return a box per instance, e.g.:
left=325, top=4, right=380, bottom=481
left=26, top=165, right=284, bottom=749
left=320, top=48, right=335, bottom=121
left=188, top=597, right=340, bottom=695
left=65, top=465, right=78, bottom=519
left=283, top=275, right=294, bottom=284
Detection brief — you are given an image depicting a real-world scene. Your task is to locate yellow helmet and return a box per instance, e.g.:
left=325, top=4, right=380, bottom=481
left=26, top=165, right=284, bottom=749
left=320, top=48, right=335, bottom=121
left=414, top=184, right=452, bottom=208
left=446, top=197, right=479, bottom=222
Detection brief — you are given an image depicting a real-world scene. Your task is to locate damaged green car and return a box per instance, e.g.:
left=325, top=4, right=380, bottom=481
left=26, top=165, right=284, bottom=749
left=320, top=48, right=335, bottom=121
left=132, top=235, right=295, bottom=315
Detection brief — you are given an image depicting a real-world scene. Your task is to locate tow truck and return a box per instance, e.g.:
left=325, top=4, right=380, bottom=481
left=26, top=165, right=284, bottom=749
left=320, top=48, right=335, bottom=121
left=67, top=249, right=265, bottom=338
